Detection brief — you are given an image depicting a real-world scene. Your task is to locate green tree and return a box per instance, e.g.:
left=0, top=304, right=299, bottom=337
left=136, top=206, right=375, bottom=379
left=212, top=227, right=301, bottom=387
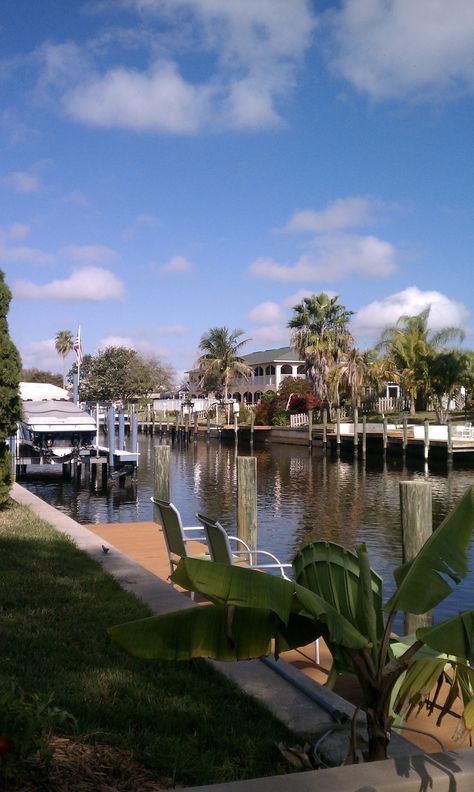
left=329, top=348, right=370, bottom=408
left=0, top=271, right=22, bottom=506
left=378, top=308, right=464, bottom=416
left=196, top=328, right=252, bottom=402
left=76, top=347, right=175, bottom=403
left=288, top=293, right=354, bottom=409
left=428, top=349, right=473, bottom=423
left=109, top=487, right=474, bottom=763
left=21, top=368, right=63, bottom=388
left=55, top=330, right=73, bottom=388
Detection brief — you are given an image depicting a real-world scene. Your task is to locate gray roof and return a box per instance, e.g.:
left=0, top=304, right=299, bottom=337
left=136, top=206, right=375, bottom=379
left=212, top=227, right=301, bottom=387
left=241, top=346, right=302, bottom=365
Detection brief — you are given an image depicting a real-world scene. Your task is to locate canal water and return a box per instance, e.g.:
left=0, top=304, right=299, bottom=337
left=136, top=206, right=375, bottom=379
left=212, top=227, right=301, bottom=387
left=19, top=434, right=474, bottom=624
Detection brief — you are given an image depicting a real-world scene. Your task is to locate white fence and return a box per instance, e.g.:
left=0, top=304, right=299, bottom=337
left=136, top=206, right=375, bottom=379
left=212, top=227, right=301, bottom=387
left=290, top=413, right=309, bottom=428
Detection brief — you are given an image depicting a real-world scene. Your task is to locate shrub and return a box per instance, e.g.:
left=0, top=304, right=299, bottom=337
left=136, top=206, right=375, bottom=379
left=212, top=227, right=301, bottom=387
left=271, top=409, right=290, bottom=426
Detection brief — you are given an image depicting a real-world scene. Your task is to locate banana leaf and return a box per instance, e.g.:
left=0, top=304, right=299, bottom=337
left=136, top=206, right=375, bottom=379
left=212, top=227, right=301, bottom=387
left=385, top=485, right=474, bottom=615
left=172, top=557, right=370, bottom=650
left=416, top=609, right=474, bottom=660
left=108, top=605, right=323, bottom=661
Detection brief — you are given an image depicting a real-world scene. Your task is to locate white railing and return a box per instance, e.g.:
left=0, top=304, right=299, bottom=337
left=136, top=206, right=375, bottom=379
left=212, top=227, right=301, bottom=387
left=290, top=413, right=309, bottom=428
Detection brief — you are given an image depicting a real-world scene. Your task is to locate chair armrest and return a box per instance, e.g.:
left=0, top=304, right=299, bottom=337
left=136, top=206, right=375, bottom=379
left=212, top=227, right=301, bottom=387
left=228, top=534, right=251, bottom=552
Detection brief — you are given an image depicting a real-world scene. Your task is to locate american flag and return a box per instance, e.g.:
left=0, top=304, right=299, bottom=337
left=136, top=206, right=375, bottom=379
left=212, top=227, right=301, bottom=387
left=74, top=328, right=83, bottom=367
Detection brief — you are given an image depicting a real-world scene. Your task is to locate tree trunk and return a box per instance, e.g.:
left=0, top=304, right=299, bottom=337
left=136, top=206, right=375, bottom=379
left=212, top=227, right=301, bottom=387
left=409, top=394, right=416, bottom=416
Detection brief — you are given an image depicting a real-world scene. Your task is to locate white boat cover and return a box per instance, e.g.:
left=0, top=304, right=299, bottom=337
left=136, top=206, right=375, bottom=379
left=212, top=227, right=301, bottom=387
left=21, top=400, right=96, bottom=432
left=20, top=382, right=69, bottom=401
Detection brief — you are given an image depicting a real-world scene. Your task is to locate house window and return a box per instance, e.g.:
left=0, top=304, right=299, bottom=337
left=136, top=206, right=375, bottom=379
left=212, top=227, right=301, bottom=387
left=232, top=392, right=241, bottom=402
left=254, top=366, right=264, bottom=376
left=281, top=365, right=292, bottom=375
left=254, top=391, right=262, bottom=403
left=265, top=365, right=275, bottom=375
left=387, top=385, right=399, bottom=398
left=297, top=365, right=305, bottom=375
left=243, top=392, right=252, bottom=403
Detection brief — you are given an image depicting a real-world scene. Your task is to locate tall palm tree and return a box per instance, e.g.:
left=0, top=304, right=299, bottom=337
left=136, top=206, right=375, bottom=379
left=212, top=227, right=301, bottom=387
left=196, top=327, right=252, bottom=402
left=378, top=308, right=465, bottom=415
left=55, top=330, right=73, bottom=387
left=288, top=293, right=354, bottom=407
left=330, top=347, right=369, bottom=408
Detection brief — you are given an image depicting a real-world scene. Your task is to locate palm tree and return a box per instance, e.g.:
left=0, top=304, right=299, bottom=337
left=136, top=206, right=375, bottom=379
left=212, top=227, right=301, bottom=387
left=55, top=330, right=73, bottom=388
left=288, top=293, right=354, bottom=408
left=330, top=347, right=370, bottom=408
left=196, top=327, right=252, bottom=402
left=378, top=308, right=464, bottom=416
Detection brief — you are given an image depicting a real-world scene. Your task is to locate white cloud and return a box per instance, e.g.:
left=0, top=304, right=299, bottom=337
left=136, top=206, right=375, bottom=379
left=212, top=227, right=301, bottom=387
left=20, top=338, right=59, bottom=372
left=59, top=244, right=117, bottom=263
left=97, top=335, right=134, bottom=350
left=122, top=213, right=161, bottom=240
left=65, top=61, right=213, bottom=133
left=155, top=324, right=187, bottom=336
left=247, top=323, right=290, bottom=347
left=39, top=1, right=316, bottom=132
left=2, top=170, right=41, bottom=193
left=13, top=266, right=125, bottom=301
left=249, top=234, right=397, bottom=283
left=160, top=254, right=193, bottom=273
left=0, top=244, right=55, bottom=266
left=247, top=301, right=284, bottom=324
left=3, top=223, right=30, bottom=241
left=326, top=0, right=474, bottom=100
left=352, top=286, right=470, bottom=340
left=279, top=196, right=375, bottom=234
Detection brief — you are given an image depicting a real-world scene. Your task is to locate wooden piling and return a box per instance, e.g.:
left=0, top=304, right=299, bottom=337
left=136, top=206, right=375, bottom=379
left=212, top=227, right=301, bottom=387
left=383, top=417, right=388, bottom=453
left=237, top=456, right=257, bottom=550
left=402, top=417, right=408, bottom=451
left=424, top=419, right=430, bottom=461
left=353, top=407, right=358, bottom=455
left=362, top=415, right=367, bottom=458
left=107, top=406, right=115, bottom=474
left=336, top=408, right=341, bottom=449
left=207, top=413, right=211, bottom=440
left=153, top=445, right=170, bottom=507
left=194, top=413, right=198, bottom=442
left=308, top=409, right=313, bottom=447
left=447, top=419, right=453, bottom=460
left=322, top=409, right=327, bottom=448
left=399, top=480, right=433, bottom=633
left=234, top=413, right=239, bottom=444
left=250, top=409, right=255, bottom=446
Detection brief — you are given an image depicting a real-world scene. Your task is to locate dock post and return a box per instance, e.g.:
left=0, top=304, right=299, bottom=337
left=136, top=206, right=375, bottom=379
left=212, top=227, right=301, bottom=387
left=336, top=408, right=341, bottom=451
left=383, top=417, right=388, bottom=455
left=131, top=414, right=138, bottom=460
left=402, top=417, right=408, bottom=452
left=153, top=445, right=170, bottom=513
left=194, top=412, right=199, bottom=443
left=118, top=412, right=125, bottom=451
left=353, top=407, right=358, bottom=456
left=234, top=413, right=239, bottom=445
left=399, top=481, right=433, bottom=633
left=107, top=405, right=115, bottom=477
left=322, top=408, right=327, bottom=449
left=237, top=456, right=257, bottom=551
left=447, top=419, right=453, bottom=462
left=250, top=408, right=255, bottom=448
left=362, top=415, right=367, bottom=459
left=308, top=409, right=313, bottom=448
left=423, top=419, right=430, bottom=461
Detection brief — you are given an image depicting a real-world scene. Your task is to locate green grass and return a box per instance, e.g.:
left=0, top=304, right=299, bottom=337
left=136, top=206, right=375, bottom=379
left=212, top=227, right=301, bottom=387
left=0, top=501, right=295, bottom=787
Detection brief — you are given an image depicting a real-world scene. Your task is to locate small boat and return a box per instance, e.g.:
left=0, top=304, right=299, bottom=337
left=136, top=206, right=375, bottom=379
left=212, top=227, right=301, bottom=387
left=18, top=400, right=97, bottom=463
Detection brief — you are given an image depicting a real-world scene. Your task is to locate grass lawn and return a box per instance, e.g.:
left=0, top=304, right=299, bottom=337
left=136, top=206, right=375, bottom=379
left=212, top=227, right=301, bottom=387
left=0, top=501, right=296, bottom=790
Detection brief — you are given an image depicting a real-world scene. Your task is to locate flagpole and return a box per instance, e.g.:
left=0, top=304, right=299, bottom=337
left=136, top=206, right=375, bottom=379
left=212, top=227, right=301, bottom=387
left=76, top=325, right=81, bottom=404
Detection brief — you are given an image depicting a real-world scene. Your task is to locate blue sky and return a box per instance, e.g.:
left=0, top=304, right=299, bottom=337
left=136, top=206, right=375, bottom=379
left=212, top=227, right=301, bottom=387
left=2, top=0, right=474, bottom=383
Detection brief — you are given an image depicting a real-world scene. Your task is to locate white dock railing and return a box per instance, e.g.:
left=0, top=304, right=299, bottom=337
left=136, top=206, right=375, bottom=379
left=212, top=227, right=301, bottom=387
left=290, top=413, right=309, bottom=428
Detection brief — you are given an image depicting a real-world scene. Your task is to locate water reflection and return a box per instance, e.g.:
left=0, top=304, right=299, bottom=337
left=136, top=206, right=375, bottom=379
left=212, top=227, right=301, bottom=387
left=19, top=434, right=474, bottom=622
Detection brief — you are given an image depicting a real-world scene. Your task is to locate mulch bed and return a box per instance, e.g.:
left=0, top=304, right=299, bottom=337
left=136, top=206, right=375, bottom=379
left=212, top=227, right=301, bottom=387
left=7, top=737, right=183, bottom=791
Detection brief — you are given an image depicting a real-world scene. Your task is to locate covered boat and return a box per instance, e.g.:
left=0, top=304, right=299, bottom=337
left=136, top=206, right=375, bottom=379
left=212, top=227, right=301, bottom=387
left=18, top=400, right=97, bottom=463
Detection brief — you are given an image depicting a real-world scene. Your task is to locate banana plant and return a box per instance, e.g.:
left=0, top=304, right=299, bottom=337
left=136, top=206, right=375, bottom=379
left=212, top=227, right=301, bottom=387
left=109, top=486, right=474, bottom=762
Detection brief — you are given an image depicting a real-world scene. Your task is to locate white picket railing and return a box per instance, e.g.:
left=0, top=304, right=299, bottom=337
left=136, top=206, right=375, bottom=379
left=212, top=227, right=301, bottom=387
left=290, top=413, right=309, bottom=428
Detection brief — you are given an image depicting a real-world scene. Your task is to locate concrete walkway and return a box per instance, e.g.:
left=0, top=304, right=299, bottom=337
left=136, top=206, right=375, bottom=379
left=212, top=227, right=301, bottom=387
left=10, top=483, right=474, bottom=791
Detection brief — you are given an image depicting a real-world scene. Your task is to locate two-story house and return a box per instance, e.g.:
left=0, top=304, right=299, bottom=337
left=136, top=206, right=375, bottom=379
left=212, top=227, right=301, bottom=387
left=188, top=346, right=306, bottom=404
